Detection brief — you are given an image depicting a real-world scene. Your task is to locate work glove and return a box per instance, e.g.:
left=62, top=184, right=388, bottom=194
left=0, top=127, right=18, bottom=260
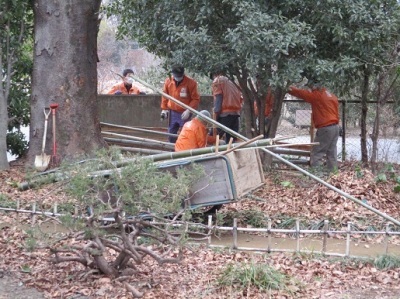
left=114, top=91, right=122, bottom=95
left=160, top=110, right=169, bottom=121
left=181, top=109, right=190, bottom=120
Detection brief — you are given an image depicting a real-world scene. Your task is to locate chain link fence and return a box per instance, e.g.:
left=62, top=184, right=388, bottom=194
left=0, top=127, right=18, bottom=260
left=276, top=100, right=400, bottom=164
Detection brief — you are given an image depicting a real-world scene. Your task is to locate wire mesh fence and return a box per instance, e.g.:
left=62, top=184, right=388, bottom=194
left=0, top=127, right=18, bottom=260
left=276, top=100, right=400, bottom=164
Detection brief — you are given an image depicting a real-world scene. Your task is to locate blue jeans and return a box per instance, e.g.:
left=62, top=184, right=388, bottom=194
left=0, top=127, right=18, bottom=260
left=168, top=110, right=191, bottom=143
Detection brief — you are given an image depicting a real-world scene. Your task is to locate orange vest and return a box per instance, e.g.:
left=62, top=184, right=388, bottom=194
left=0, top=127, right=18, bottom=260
left=288, top=87, right=339, bottom=128
left=212, top=76, right=242, bottom=114
left=107, top=82, right=140, bottom=95
left=175, top=118, right=216, bottom=151
left=161, top=75, right=200, bottom=113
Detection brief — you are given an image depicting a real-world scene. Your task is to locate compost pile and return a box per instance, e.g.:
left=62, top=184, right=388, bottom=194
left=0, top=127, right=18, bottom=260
left=0, top=160, right=400, bottom=298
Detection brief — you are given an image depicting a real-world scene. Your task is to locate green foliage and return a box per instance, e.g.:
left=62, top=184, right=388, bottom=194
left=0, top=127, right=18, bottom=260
left=280, top=181, right=294, bottom=188
left=218, top=261, right=291, bottom=292
left=2, top=0, right=33, bottom=158
left=373, top=254, right=400, bottom=270
left=218, top=209, right=267, bottom=228
left=0, top=193, right=17, bottom=209
left=375, top=173, right=387, bottom=183
left=24, top=229, right=37, bottom=252
left=63, top=148, right=205, bottom=219
left=6, top=130, right=28, bottom=158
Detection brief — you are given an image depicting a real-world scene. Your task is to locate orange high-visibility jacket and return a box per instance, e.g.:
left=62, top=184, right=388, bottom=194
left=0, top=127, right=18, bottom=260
left=254, top=88, right=274, bottom=118
left=107, top=82, right=140, bottom=95
left=161, top=75, right=200, bottom=113
left=175, top=118, right=216, bottom=152
left=288, top=86, right=339, bottom=128
left=212, top=76, right=242, bottom=114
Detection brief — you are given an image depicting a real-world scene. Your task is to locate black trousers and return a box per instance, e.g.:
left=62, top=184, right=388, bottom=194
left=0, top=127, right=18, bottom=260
left=217, top=115, right=240, bottom=143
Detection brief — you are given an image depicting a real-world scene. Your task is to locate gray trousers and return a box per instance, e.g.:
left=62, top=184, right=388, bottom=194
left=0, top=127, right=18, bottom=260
left=311, top=124, right=340, bottom=172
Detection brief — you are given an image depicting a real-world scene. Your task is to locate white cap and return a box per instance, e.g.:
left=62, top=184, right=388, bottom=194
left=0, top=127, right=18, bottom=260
left=198, top=110, right=211, bottom=119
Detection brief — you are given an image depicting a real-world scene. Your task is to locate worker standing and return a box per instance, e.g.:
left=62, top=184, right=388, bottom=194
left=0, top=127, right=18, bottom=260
left=175, top=110, right=217, bottom=152
left=161, top=65, right=200, bottom=143
left=107, top=69, right=144, bottom=95
left=288, top=78, right=340, bottom=172
left=211, top=71, right=243, bottom=143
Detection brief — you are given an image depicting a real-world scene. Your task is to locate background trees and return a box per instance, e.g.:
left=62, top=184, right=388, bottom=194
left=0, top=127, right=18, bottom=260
left=0, top=0, right=33, bottom=170
left=107, top=0, right=400, bottom=160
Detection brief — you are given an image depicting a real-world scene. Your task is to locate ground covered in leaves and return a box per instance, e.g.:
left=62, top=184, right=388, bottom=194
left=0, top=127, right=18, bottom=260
left=0, top=160, right=400, bottom=298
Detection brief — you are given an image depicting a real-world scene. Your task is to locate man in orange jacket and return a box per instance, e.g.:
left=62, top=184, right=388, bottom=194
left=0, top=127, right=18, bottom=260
left=107, top=69, right=144, bottom=95
left=161, top=65, right=200, bottom=143
left=211, top=72, right=243, bottom=143
left=288, top=79, right=340, bottom=172
left=175, top=110, right=217, bottom=152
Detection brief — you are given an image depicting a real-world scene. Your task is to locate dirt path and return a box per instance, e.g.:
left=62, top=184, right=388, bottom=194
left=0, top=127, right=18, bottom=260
left=0, top=272, right=44, bottom=299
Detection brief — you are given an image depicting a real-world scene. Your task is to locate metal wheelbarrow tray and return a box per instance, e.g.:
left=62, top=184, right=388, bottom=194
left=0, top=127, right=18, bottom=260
left=157, top=148, right=265, bottom=210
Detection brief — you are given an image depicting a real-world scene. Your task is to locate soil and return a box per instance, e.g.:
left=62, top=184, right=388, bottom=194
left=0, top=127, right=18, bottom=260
left=1, top=159, right=400, bottom=298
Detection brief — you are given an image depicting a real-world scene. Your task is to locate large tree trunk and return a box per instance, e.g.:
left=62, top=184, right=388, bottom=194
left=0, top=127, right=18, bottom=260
left=28, top=0, right=105, bottom=165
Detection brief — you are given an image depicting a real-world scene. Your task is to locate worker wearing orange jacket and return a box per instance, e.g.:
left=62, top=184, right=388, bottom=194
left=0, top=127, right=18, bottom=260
left=253, top=87, right=274, bottom=138
left=288, top=80, right=340, bottom=172
left=211, top=72, right=243, bottom=143
left=107, top=69, right=143, bottom=95
left=175, top=110, right=217, bottom=152
left=161, top=65, right=200, bottom=143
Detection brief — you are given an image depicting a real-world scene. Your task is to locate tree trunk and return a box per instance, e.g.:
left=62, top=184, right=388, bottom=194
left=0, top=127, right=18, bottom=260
left=28, top=0, right=105, bottom=164
left=0, top=91, right=8, bottom=170
left=360, top=69, right=370, bottom=166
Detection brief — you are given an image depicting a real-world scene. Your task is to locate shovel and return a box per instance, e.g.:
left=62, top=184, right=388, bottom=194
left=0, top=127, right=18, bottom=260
left=34, top=108, right=51, bottom=171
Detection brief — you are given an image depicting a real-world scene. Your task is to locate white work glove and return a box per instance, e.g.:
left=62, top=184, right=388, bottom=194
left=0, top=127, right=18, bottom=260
left=181, top=109, right=190, bottom=120
left=160, top=110, right=169, bottom=121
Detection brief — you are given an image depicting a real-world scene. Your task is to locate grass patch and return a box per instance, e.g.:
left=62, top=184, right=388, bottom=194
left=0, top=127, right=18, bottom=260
left=374, top=254, right=400, bottom=270
left=217, top=261, right=292, bottom=292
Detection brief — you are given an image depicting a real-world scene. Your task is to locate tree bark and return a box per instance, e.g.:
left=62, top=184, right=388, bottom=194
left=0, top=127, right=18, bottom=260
left=360, top=69, right=370, bottom=166
left=29, top=0, right=105, bottom=164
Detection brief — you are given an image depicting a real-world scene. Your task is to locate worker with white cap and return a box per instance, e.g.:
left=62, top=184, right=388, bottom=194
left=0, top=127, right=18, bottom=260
left=175, top=110, right=219, bottom=151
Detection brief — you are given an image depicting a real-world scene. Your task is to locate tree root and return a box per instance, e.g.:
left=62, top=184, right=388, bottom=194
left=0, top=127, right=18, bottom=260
left=124, top=282, right=143, bottom=298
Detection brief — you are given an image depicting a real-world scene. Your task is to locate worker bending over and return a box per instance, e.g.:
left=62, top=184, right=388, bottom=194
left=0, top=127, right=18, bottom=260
left=175, top=110, right=219, bottom=152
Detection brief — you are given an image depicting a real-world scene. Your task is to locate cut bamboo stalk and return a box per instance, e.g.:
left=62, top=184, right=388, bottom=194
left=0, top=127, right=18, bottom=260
left=322, top=220, right=329, bottom=254
left=207, top=215, right=212, bottom=247
left=233, top=218, right=238, bottom=249
left=102, top=132, right=173, bottom=147
left=227, top=137, right=233, bottom=150
left=217, top=135, right=263, bottom=156
left=104, top=137, right=174, bottom=151
left=346, top=222, right=352, bottom=256
left=296, top=219, right=300, bottom=252
left=101, top=122, right=178, bottom=138
left=267, top=218, right=272, bottom=252
left=118, top=147, right=167, bottom=155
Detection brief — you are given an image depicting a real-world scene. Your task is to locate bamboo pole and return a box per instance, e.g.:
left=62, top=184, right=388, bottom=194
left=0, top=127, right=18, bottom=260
left=233, top=218, right=238, bottom=249
left=102, top=131, right=173, bottom=147
left=103, top=137, right=175, bottom=151
left=126, top=75, right=400, bottom=228
left=217, top=135, right=263, bottom=156
left=118, top=147, right=167, bottom=155
left=322, top=220, right=329, bottom=254
left=207, top=215, right=212, bottom=247
left=101, top=122, right=178, bottom=138
left=346, top=222, right=352, bottom=256
left=296, top=219, right=300, bottom=252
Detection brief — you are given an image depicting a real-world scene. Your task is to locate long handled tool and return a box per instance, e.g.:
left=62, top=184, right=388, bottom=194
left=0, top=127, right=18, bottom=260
left=50, top=103, right=60, bottom=166
left=34, top=108, right=51, bottom=171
